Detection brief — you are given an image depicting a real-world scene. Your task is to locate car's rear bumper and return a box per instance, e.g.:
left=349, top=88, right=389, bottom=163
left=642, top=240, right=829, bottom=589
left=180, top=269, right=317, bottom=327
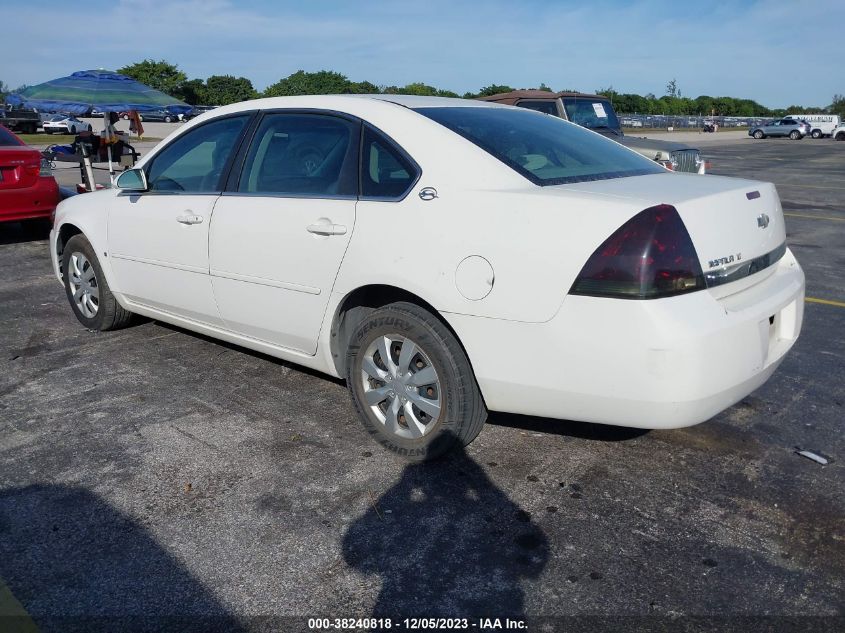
left=0, top=176, right=60, bottom=223
left=446, top=248, right=805, bottom=429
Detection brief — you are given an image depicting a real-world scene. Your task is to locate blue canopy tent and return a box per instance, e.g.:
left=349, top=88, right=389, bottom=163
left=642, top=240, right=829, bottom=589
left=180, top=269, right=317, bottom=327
left=7, top=69, right=190, bottom=188
left=6, top=69, right=191, bottom=116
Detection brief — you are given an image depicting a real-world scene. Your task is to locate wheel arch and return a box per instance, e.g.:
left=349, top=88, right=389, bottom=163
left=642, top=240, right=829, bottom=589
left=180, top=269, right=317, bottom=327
left=55, top=222, right=83, bottom=278
left=328, top=284, right=475, bottom=379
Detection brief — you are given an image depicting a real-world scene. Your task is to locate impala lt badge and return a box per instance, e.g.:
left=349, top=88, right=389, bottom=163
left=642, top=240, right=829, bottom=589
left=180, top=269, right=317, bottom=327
left=757, top=213, right=770, bottom=228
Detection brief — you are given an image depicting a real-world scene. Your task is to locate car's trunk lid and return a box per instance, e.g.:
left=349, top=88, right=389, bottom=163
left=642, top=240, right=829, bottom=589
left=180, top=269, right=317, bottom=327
left=556, top=173, right=787, bottom=290
left=0, top=146, right=41, bottom=190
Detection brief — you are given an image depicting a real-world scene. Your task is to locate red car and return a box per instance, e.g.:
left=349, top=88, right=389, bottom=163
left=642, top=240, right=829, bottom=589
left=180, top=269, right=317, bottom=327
left=0, top=124, right=60, bottom=223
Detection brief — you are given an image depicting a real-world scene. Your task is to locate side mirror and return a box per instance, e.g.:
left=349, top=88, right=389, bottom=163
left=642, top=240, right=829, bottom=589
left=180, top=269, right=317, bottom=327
left=116, top=168, right=148, bottom=192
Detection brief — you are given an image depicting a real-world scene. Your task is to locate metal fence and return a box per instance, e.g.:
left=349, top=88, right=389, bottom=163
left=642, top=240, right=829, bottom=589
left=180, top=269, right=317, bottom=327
left=617, top=114, right=771, bottom=129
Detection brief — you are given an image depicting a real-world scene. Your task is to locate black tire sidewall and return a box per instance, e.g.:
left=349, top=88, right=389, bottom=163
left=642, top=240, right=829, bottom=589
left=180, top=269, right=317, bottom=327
left=346, top=308, right=465, bottom=460
left=62, top=235, right=107, bottom=330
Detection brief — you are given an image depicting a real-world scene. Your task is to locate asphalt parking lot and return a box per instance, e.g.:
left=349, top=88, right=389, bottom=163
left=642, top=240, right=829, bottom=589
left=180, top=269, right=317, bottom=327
left=1, top=138, right=843, bottom=632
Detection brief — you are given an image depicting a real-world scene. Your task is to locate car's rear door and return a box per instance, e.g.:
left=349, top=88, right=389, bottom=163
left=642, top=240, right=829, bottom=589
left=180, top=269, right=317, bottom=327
left=108, top=113, right=252, bottom=325
left=208, top=111, right=359, bottom=354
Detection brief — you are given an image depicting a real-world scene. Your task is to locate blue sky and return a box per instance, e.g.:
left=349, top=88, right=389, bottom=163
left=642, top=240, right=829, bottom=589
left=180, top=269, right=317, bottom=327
left=4, top=0, right=843, bottom=108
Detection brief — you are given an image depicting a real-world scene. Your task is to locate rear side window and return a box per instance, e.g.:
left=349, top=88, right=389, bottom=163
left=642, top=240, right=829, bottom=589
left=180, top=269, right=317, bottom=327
left=415, top=106, right=663, bottom=186
left=146, top=115, right=250, bottom=193
left=0, top=126, right=21, bottom=146
left=361, top=126, right=418, bottom=199
left=238, top=113, right=358, bottom=196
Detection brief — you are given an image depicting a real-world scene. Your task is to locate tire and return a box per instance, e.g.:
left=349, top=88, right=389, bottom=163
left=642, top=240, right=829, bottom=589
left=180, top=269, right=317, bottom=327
left=811, top=130, right=822, bottom=139
left=70, top=126, right=76, bottom=135
left=789, top=131, right=801, bottom=140
left=164, top=116, right=173, bottom=123
left=835, top=132, right=845, bottom=141
left=346, top=302, right=487, bottom=461
left=753, top=130, right=764, bottom=139
left=87, top=125, right=92, bottom=132
left=62, top=235, right=133, bottom=331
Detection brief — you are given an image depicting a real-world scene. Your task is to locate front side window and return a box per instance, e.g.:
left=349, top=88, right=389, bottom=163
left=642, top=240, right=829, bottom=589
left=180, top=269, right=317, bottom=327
left=517, top=100, right=559, bottom=116
left=415, top=106, right=663, bottom=186
left=146, top=115, right=249, bottom=192
left=360, top=126, right=418, bottom=199
left=237, top=113, right=358, bottom=196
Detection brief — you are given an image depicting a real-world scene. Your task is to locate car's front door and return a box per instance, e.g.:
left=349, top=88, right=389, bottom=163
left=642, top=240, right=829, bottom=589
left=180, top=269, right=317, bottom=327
left=209, top=111, right=359, bottom=354
left=108, top=114, right=252, bottom=325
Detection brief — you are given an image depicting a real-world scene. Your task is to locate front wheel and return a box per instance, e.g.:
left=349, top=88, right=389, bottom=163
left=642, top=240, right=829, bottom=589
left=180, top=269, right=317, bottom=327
left=62, top=234, right=133, bottom=331
left=164, top=116, right=172, bottom=123
left=789, top=130, right=801, bottom=140
left=346, top=302, right=487, bottom=461
left=835, top=132, right=845, bottom=141
left=753, top=130, right=764, bottom=139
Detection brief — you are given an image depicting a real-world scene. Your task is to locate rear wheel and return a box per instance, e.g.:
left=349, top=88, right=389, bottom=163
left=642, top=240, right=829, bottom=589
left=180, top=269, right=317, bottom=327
left=789, top=130, right=801, bottom=140
left=62, top=234, right=133, bottom=331
left=346, top=302, right=486, bottom=461
left=753, top=130, right=764, bottom=139
left=811, top=129, right=822, bottom=139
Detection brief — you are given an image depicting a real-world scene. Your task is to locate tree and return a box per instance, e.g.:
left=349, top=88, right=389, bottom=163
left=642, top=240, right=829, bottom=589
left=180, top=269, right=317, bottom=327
left=538, top=82, right=553, bottom=92
left=596, top=85, right=616, bottom=103
left=831, top=94, right=845, bottom=118
left=173, top=79, right=207, bottom=105
left=264, top=70, right=359, bottom=97
left=665, top=78, right=679, bottom=98
left=117, top=59, right=187, bottom=97
left=0, top=80, right=8, bottom=100
left=470, top=84, right=516, bottom=98
left=204, top=75, right=257, bottom=105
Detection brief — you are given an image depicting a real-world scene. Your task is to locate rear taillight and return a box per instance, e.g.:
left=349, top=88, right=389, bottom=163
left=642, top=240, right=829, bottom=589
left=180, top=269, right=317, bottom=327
left=39, top=158, right=52, bottom=177
left=570, top=204, right=706, bottom=299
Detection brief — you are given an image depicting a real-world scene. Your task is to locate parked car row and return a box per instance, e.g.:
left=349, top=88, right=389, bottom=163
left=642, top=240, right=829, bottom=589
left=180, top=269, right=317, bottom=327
left=118, top=105, right=219, bottom=122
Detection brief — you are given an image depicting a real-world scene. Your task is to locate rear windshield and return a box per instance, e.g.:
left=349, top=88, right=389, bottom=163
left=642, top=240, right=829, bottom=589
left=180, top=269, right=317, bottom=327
left=0, top=126, right=22, bottom=146
left=414, top=106, right=662, bottom=185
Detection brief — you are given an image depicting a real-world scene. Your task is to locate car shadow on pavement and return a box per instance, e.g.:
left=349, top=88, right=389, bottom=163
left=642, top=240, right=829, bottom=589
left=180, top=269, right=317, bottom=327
left=487, top=411, right=650, bottom=442
left=0, top=485, right=244, bottom=633
left=0, top=220, right=51, bottom=245
left=342, top=439, right=549, bottom=619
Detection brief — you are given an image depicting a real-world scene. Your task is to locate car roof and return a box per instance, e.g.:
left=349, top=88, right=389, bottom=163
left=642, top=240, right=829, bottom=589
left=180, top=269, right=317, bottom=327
left=345, top=94, right=498, bottom=109
left=478, top=90, right=604, bottom=103
left=210, top=94, right=505, bottom=116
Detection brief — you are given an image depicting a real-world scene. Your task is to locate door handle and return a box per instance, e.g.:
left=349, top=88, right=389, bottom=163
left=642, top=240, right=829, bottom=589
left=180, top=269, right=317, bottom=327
left=307, top=223, right=347, bottom=236
left=176, top=214, right=203, bottom=225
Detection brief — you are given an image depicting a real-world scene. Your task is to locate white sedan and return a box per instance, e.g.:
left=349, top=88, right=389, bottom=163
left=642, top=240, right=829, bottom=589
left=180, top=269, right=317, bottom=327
left=42, top=114, right=92, bottom=135
left=50, top=95, right=805, bottom=460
